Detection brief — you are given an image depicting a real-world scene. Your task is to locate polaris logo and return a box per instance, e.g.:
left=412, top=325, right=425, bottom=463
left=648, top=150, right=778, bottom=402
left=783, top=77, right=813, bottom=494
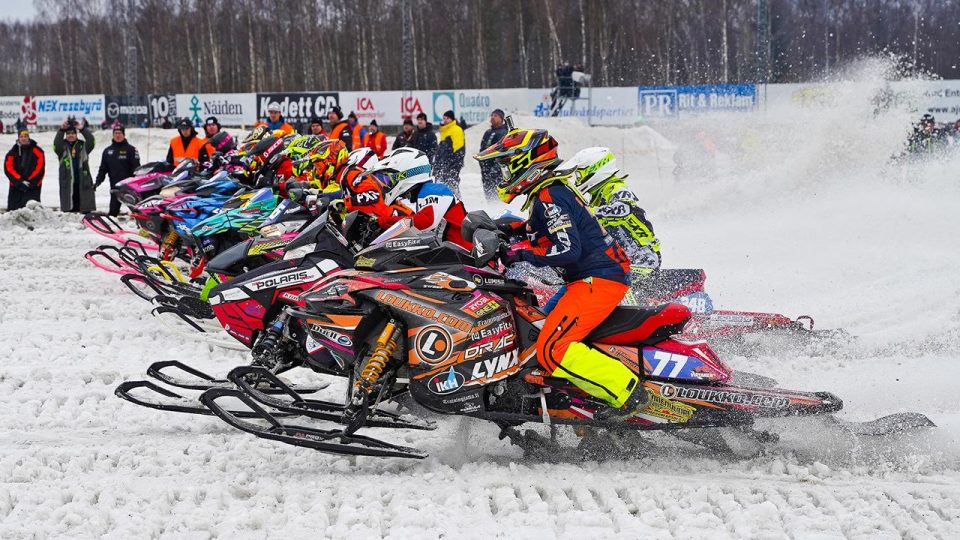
left=251, top=270, right=311, bottom=291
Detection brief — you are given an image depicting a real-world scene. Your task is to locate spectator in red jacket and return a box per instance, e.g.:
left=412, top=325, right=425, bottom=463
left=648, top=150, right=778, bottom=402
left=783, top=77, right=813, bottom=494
left=4, top=128, right=45, bottom=210
left=363, top=120, right=387, bottom=157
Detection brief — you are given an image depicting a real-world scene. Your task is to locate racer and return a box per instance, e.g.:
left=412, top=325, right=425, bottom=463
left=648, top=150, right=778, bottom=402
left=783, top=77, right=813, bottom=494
left=475, top=128, right=647, bottom=419
left=558, top=147, right=660, bottom=307
left=363, top=147, right=470, bottom=248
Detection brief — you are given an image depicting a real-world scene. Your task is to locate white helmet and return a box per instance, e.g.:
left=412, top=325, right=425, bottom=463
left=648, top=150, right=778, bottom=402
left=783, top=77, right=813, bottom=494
left=369, top=147, right=434, bottom=204
left=345, top=147, right=380, bottom=171
left=558, top=147, right=620, bottom=202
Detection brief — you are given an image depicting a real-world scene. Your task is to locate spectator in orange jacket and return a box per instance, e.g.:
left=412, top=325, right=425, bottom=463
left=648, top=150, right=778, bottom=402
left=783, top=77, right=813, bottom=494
left=363, top=120, right=387, bottom=157
left=347, top=112, right=367, bottom=151
left=5, top=128, right=45, bottom=210
left=256, top=102, right=295, bottom=135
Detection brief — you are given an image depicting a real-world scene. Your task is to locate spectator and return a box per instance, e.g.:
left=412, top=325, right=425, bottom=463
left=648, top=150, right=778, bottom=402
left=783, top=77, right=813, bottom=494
left=0, top=118, right=4, bottom=133
left=203, top=116, right=236, bottom=154
left=326, top=106, right=353, bottom=150
left=166, top=118, right=214, bottom=167
left=435, top=110, right=465, bottom=196
left=478, top=108, right=508, bottom=200
left=308, top=117, right=326, bottom=137
left=392, top=118, right=416, bottom=150
left=53, top=117, right=96, bottom=213
left=160, top=117, right=173, bottom=129
left=258, top=102, right=295, bottom=135
left=4, top=127, right=45, bottom=210
left=413, top=112, right=437, bottom=162
left=347, top=112, right=367, bottom=152
left=363, top=120, right=387, bottom=157
left=95, top=124, right=140, bottom=217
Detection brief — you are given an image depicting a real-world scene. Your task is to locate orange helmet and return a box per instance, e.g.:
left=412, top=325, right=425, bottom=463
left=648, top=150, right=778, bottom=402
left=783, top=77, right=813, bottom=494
left=474, top=128, right=559, bottom=203
left=299, top=139, right=349, bottom=188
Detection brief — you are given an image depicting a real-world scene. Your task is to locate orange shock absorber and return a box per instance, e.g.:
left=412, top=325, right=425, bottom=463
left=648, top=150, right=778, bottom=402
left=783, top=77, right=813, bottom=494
left=160, top=229, right=179, bottom=261
left=354, top=321, right=400, bottom=395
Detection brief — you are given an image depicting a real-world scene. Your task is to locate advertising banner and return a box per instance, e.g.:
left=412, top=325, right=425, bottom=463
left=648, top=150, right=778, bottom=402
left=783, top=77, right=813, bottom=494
left=0, top=96, right=26, bottom=128
left=148, top=94, right=178, bottom=126
left=104, top=95, right=150, bottom=127
left=529, top=87, right=640, bottom=125
left=176, top=93, right=256, bottom=127
left=431, top=89, right=531, bottom=126
left=340, top=91, right=402, bottom=125
left=638, top=84, right=757, bottom=119
left=34, top=94, right=105, bottom=126
left=256, top=92, right=341, bottom=125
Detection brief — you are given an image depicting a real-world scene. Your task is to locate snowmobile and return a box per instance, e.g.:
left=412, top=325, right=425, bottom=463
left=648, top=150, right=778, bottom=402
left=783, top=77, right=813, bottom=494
left=142, top=200, right=352, bottom=350
left=193, top=213, right=934, bottom=459
left=81, top=159, right=198, bottom=249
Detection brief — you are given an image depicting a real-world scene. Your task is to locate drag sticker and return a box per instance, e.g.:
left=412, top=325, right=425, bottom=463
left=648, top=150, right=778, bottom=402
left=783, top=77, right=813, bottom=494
left=414, top=326, right=453, bottom=365
left=660, top=384, right=789, bottom=409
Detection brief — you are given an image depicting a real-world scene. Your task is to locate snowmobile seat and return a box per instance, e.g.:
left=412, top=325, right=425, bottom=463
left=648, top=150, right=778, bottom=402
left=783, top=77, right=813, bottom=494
left=638, top=269, right=706, bottom=301
left=586, top=302, right=691, bottom=345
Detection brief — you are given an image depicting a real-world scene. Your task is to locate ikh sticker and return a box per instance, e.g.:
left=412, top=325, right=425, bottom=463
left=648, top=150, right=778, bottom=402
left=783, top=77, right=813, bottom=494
left=429, top=365, right=464, bottom=395
left=415, top=326, right=452, bottom=365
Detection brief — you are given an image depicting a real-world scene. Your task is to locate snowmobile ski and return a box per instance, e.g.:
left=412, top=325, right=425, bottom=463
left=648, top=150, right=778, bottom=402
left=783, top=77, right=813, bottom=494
left=147, top=360, right=328, bottom=394
left=227, top=366, right=435, bottom=431
left=115, top=380, right=292, bottom=418
left=200, top=387, right=428, bottom=459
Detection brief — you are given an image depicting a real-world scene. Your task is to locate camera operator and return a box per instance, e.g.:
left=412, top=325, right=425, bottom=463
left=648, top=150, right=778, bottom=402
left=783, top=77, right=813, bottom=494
left=53, top=116, right=96, bottom=213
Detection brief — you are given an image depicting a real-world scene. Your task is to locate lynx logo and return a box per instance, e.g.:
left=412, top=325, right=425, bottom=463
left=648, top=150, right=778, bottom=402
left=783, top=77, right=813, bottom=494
left=639, top=89, right=677, bottom=118
left=429, top=365, right=464, bottom=395
left=470, top=349, right=519, bottom=381
left=415, top=326, right=452, bottom=365
left=250, top=269, right=311, bottom=291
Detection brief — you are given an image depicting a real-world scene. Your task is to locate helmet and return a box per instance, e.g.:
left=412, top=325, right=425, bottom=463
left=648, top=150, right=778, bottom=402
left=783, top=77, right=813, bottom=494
left=368, top=147, right=433, bottom=204
left=284, top=134, right=325, bottom=160
left=207, top=131, right=235, bottom=154
left=297, top=139, right=348, bottom=187
left=558, top=147, right=619, bottom=202
left=344, top=147, right=380, bottom=172
left=474, top=128, right=559, bottom=204
left=243, top=125, right=269, bottom=144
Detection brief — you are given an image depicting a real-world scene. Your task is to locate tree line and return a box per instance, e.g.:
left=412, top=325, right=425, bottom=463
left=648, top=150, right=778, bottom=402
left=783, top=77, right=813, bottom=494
left=1, top=0, right=957, bottom=96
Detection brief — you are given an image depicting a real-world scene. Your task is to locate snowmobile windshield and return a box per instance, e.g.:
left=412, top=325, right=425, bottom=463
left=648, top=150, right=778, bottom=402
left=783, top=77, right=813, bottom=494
left=282, top=211, right=329, bottom=257
left=369, top=219, right=415, bottom=246
left=171, top=158, right=198, bottom=177
left=134, top=161, right=172, bottom=176
left=243, top=187, right=275, bottom=209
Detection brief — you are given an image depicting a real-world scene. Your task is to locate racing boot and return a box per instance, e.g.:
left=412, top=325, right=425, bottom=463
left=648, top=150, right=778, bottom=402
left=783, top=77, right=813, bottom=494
left=552, top=342, right=648, bottom=420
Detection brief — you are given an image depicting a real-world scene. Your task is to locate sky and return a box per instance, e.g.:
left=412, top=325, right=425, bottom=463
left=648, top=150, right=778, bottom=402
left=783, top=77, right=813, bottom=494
left=0, top=1, right=37, bottom=22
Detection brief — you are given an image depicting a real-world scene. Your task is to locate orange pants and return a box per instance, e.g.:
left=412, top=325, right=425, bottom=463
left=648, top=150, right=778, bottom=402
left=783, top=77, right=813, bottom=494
left=536, top=277, right=628, bottom=374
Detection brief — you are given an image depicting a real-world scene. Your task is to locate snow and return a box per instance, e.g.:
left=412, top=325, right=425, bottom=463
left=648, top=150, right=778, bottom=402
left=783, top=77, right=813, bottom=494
left=2, top=70, right=960, bottom=537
